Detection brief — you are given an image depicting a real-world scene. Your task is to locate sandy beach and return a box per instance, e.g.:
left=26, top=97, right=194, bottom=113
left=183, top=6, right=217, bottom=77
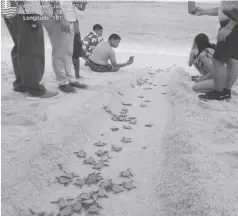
left=2, top=43, right=238, bottom=216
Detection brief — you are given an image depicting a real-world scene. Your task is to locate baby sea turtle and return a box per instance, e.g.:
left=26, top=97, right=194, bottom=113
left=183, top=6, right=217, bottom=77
left=121, top=102, right=132, bottom=106
left=87, top=203, right=102, bottom=215
left=94, top=141, right=107, bottom=147
left=140, top=104, right=147, bottom=107
left=111, top=116, right=119, bottom=121
left=129, top=120, right=137, bottom=125
left=129, top=117, right=137, bottom=120
left=138, top=96, right=144, bottom=99
left=93, top=162, right=108, bottom=170
left=145, top=123, right=153, bottom=127
left=95, top=150, right=108, bottom=157
left=110, top=127, right=119, bottom=132
left=82, top=199, right=94, bottom=206
left=143, top=87, right=152, bottom=90
left=73, top=200, right=83, bottom=212
left=162, top=84, right=167, bottom=86
left=79, top=193, right=92, bottom=200
left=103, top=106, right=112, bottom=114
left=120, top=181, right=137, bottom=190
left=144, top=100, right=150, bottom=103
left=123, top=125, right=132, bottom=130
left=111, top=145, right=123, bottom=152
left=130, top=84, right=135, bottom=88
left=56, top=176, right=71, bottom=186
left=119, top=168, right=134, bottom=178
left=57, top=163, right=63, bottom=170
left=74, top=150, right=86, bottom=158
left=121, top=137, right=132, bottom=143
left=86, top=173, right=103, bottom=185
left=59, top=205, right=73, bottom=216
left=99, top=179, right=113, bottom=191
left=118, top=91, right=124, bottom=96
left=112, top=184, right=124, bottom=194
left=62, top=171, right=78, bottom=179
left=121, top=108, right=128, bottom=113
left=74, top=178, right=86, bottom=188
left=83, top=157, right=96, bottom=165
left=161, top=92, right=167, bottom=95
left=142, top=146, right=147, bottom=150
left=96, top=188, right=108, bottom=198
left=100, top=154, right=112, bottom=162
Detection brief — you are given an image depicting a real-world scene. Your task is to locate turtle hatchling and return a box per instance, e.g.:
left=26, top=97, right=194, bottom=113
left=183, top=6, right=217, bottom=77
left=79, top=193, right=92, bottom=200
left=121, top=102, right=132, bottom=106
left=111, top=145, right=122, bottom=152
left=56, top=176, right=71, bottom=186
left=73, top=200, right=83, bottom=212
left=95, top=150, right=108, bottom=157
left=93, top=162, right=108, bottom=170
left=94, top=141, right=107, bottom=147
left=129, top=120, right=137, bottom=125
left=123, top=125, right=132, bottom=130
left=87, top=203, right=102, bottom=215
left=87, top=173, right=103, bottom=185
left=97, top=188, right=108, bottom=198
left=144, top=100, right=150, bottom=103
left=120, top=181, right=137, bottom=190
left=74, top=178, right=86, bottom=188
left=83, top=157, right=96, bottom=165
left=119, top=168, right=134, bottom=178
left=59, top=205, right=73, bottom=216
left=110, top=127, right=119, bottom=132
left=145, top=123, right=153, bottom=127
left=140, top=104, right=147, bottom=107
left=112, top=184, right=124, bottom=194
left=74, top=150, right=86, bottom=158
left=121, top=137, right=132, bottom=143
left=99, top=179, right=113, bottom=191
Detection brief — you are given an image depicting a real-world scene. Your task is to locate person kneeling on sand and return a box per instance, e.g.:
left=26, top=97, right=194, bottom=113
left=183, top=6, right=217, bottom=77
left=189, top=33, right=216, bottom=93
left=88, top=34, right=134, bottom=72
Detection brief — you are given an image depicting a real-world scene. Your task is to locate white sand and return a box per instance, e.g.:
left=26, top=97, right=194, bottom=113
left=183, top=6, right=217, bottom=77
left=2, top=44, right=238, bottom=216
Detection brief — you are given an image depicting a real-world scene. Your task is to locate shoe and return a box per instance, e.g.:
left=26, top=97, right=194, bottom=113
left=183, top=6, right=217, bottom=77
left=70, top=81, right=87, bottom=89
left=59, top=84, right=75, bottom=93
left=223, top=88, right=231, bottom=99
left=27, top=90, right=59, bottom=98
left=199, top=90, right=231, bottom=101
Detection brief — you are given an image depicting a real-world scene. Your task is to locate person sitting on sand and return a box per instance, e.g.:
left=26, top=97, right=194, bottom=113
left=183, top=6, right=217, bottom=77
left=189, top=33, right=216, bottom=93
left=82, top=24, right=104, bottom=61
left=88, top=34, right=134, bottom=72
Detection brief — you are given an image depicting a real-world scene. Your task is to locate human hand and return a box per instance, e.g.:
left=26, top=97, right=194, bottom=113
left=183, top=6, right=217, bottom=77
left=217, top=25, right=233, bottom=42
left=127, top=56, right=134, bottom=65
left=190, top=6, right=204, bottom=16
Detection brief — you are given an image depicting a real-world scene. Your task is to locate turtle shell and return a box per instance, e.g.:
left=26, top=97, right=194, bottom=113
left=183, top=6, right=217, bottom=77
left=111, top=145, right=122, bottom=152
left=145, top=123, right=153, bottom=127
left=97, top=189, right=108, bottom=198
left=87, top=203, right=101, bottom=214
left=74, top=178, right=86, bottom=187
left=119, top=169, right=133, bottom=178
left=121, top=181, right=137, bottom=190
left=95, top=150, right=108, bottom=157
left=121, top=137, right=132, bottom=143
left=57, top=176, right=71, bottom=185
left=144, top=100, right=150, bottom=103
left=140, top=104, right=147, bottom=107
left=87, top=173, right=102, bottom=185
left=73, top=200, right=83, bottom=212
left=82, top=199, right=94, bottom=205
left=83, top=157, right=96, bottom=165
left=138, top=96, right=144, bottom=99
left=99, top=179, right=113, bottom=191
left=76, top=150, right=86, bottom=158
left=129, top=120, right=137, bottom=125
left=80, top=193, right=91, bottom=200
left=93, top=162, right=104, bottom=170
left=110, top=127, right=119, bottom=132
left=112, top=184, right=124, bottom=194
left=94, top=141, right=107, bottom=147
left=123, top=125, right=132, bottom=130
left=121, top=102, right=132, bottom=106
left=59, top=205, right=73, bottom=216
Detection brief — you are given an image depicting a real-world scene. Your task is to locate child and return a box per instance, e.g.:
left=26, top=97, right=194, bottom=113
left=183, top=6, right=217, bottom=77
left=82, top=24, right=104, bottom=63
left=188, top=33, right=216, bottom=93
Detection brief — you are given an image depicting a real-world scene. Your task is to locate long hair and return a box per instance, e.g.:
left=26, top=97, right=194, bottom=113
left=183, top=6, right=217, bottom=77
left=194, top=33, right=216, bottom=55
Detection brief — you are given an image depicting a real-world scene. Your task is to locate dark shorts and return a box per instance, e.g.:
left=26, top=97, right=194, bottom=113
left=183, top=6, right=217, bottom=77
left=213, top=21, right=238, bottom=62
left=88, top=59, right=113, bottom=72
left=73, top=33, right=84, bottom=59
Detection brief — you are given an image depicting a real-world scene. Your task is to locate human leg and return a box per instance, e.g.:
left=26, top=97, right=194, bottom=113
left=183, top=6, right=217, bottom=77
left=192, top=79, right=214, bottom=93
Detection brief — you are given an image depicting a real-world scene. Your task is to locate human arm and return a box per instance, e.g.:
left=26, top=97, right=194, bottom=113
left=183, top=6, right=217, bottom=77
left=188, top=49, right=198, bottom=67
left=191, top=7, right=219, bottom=16
left=195, top=54, right=213, bottom=82
left=109, top=51, right=132, bottom=68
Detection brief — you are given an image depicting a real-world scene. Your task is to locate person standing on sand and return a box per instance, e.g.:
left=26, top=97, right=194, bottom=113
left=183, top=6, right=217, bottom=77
left=189, top=33, right=216, bottom=93
left=72, top=1, right=87, bottom=79
left=190, top=1, right=238, bottom=100
left=43, top=1, right=87, bottom=93
left=3, top=1, right=58, bottom=98
left=88, top=34, right=134, bottom=72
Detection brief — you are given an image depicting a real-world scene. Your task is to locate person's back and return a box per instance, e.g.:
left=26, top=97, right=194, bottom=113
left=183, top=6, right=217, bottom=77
left=89, top=41, right=114, bottom=65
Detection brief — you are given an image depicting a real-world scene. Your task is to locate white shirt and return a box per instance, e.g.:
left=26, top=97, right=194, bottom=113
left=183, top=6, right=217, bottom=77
left=218, top=0, right=238, bottom=22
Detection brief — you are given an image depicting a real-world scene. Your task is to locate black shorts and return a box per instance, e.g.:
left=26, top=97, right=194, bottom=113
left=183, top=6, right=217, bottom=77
left=73, top=33, right=84, bottom=59
left=88, top=59, right=113, bottom=72
left=213, top=21, right=238, bottom=62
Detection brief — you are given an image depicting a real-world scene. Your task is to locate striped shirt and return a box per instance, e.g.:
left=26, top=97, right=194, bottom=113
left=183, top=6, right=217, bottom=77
left=219, top=1, right=238, bottom=22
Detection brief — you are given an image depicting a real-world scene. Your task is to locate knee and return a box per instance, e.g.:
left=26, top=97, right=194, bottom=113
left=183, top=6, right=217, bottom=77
left=192, top=84, right=199, bottom=92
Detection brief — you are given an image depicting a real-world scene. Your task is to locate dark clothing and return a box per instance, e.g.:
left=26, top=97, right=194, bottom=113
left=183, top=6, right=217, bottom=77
left=73, top=32, right=84, bottom=59
left=4, top=15, right=46, bottom=95
left=88, top=59, right=113, bottom=72
left=213, top=21, right=238, bottom=62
